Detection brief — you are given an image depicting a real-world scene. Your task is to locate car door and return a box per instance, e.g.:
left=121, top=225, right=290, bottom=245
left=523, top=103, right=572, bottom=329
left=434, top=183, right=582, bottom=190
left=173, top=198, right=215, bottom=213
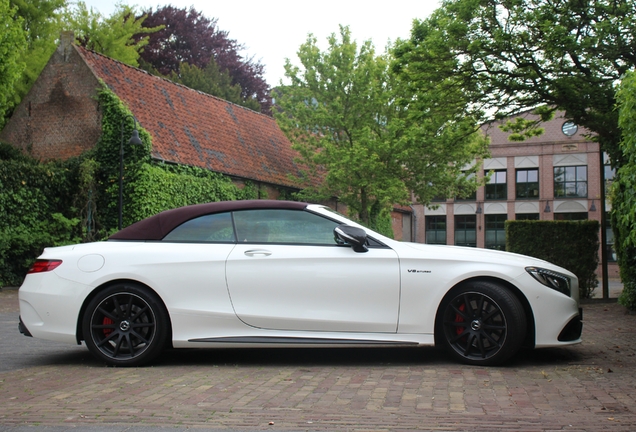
left=225, top=209, right=400, bottom=333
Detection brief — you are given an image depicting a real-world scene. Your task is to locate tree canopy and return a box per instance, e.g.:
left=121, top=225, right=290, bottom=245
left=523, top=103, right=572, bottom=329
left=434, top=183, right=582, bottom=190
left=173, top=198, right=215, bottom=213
left=168, top=60, right=260, bottom=111
left=65, top=2, right=160, bottom=67
left=5, top=0, right=64, bottom=125
left=393, top=0, right=636, bottom=166
left=275, top=26, right=489, bottom=226
left=0, top=0, right=28, bottom=128
left=612, top=71, right=636, bottom=309
left=138, top=6, right=272, bottom=114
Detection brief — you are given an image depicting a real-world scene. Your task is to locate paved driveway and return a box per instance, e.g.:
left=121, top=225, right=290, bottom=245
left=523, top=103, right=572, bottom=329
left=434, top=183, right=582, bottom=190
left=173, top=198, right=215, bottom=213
left=1, top=288, right=635, bottom=431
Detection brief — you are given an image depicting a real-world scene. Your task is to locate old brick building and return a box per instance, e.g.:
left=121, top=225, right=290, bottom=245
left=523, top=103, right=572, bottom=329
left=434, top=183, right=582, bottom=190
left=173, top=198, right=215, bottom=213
left=0, top=32, right=305, bottom=198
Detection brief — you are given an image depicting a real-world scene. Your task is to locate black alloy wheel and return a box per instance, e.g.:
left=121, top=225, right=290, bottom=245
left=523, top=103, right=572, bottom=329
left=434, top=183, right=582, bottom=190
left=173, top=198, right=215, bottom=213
left=83, top=284, right=168, bottom=366
left=438, top=281, right=526, bottom=366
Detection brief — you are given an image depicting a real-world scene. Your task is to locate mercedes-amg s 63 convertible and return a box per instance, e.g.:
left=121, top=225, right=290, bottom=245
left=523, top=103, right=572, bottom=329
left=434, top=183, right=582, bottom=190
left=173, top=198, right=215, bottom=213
left=18, top=200, right=583, bottom=366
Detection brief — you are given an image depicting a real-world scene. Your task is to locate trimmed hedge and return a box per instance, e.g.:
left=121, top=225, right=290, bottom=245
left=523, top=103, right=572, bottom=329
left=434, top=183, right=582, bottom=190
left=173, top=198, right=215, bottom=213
left=506, top=220, right=599, bottom=299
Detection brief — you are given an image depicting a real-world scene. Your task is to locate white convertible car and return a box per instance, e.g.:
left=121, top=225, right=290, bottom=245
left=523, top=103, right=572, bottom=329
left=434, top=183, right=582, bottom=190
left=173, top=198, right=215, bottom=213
left=18, top=200, right=582, bottom=366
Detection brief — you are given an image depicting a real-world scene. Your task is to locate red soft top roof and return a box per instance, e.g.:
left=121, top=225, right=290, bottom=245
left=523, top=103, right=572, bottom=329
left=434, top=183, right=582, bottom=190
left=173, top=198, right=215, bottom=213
left=109, top=200, right=308, bottom=241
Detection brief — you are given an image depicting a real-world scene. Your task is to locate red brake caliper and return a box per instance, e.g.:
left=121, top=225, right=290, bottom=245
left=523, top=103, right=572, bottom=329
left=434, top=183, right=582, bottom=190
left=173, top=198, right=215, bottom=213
left=455, top=303, right=466, bottom=335
left=103, top=317, right=113, bottom=337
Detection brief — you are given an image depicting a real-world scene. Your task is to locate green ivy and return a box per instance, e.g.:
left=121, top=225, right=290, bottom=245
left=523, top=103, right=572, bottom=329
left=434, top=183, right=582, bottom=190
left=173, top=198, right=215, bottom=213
left=94, top=85, right=152, bottom=232
left=126, top=162, right=257, bottom=222
left=94, top=85, right=258, bottom=231
left=0, top=143, right=81, bottom=286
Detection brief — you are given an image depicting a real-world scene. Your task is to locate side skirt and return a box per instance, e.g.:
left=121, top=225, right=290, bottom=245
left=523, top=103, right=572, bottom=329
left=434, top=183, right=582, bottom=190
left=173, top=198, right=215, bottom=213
left=189, top=336, right=419, bottom=345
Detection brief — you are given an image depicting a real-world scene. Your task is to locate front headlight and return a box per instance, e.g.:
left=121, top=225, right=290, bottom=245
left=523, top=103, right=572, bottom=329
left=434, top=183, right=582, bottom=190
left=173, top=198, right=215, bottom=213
left=526, top=267, right=571, bottom=297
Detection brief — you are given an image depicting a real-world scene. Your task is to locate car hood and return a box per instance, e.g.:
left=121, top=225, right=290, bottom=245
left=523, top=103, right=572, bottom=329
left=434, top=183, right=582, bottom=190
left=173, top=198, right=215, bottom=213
left=399, top=242, right=570, bottom=273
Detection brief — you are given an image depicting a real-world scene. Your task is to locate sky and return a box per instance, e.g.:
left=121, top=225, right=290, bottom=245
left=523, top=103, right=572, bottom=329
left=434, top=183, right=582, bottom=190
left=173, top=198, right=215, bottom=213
left=80, top=0, right=441, bottom=86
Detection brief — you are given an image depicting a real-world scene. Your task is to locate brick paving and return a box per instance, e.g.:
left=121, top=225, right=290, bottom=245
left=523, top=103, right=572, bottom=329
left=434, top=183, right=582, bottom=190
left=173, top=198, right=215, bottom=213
left=1, top=287, right=635, bottom=431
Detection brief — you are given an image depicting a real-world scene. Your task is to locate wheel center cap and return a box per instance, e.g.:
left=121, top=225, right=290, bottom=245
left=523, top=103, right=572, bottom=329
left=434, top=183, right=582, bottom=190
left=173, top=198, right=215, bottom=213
left=471, top=320, right=482, bottom=331
left=120, top=320, right=131, bottom=331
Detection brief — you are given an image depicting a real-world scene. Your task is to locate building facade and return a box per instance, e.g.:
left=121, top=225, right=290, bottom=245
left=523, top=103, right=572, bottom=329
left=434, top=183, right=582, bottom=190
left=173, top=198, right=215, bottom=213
left=410, top=111, right=617, bottom=278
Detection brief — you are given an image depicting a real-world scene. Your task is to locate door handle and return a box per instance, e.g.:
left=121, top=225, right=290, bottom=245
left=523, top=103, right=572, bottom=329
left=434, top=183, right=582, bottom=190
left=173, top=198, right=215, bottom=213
left=244, top=249, right=272, bottom=257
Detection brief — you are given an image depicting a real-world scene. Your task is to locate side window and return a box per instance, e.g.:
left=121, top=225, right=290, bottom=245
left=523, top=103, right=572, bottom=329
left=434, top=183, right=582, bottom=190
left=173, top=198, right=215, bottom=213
left=233, top=209, right=340, bottom=245
left=163, top=212, right=235, bottom=242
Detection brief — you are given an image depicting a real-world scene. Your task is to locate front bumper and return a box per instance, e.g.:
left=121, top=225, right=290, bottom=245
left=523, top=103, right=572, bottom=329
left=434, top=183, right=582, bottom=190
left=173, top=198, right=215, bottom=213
left=558, top=307, right=583, bottom=342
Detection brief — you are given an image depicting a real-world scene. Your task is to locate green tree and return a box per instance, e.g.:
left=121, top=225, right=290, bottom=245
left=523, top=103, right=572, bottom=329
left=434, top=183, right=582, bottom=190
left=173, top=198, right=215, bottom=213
left=275, top=26, right=488, bottom=227
left=9, top=0, right=65, bottom=117
left=613, top=71, right=636, bottom=310
left=65, top=2, right=161, bottom=67
left=393, top=0, right=635, bottom=166
left=138, top=5, right=272, bottom=114
left=169, top=60, right=260, bottom=111
left=0, top=0, right=28, bottom=127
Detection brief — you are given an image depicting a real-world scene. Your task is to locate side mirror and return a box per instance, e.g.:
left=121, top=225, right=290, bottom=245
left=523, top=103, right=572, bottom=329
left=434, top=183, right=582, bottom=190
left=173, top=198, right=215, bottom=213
left=334, top=225, right=368, bottom=253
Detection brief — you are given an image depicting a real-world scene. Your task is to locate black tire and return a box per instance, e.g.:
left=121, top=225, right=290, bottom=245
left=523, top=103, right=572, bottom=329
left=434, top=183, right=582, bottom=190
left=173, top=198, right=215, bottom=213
left=436, top=281, right=526, bottom=366
left=83, top=283, right=168, bottom=366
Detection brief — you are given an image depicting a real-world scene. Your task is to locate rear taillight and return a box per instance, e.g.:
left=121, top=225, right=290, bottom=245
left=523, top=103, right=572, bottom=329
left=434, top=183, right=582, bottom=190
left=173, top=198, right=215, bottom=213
left=28, top=260, right=63, bottom=274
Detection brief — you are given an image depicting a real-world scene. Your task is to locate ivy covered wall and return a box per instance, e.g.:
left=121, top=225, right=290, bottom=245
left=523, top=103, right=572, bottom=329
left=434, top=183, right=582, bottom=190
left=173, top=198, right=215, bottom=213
left=90, top=85, right=258, bottom=234
left=0, top=85, right=263, bottom=286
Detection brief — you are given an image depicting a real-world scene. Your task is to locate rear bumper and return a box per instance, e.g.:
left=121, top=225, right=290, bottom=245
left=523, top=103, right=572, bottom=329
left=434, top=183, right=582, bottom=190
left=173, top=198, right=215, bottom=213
left=18, top=316, right=32, bottom=337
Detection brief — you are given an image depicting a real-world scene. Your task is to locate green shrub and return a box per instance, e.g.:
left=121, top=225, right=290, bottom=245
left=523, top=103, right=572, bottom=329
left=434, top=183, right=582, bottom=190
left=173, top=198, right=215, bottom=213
left=0, top=214, right=81, bottom=286
left=0, top=143, right=82, bottom=286
left=506, top=220, right=599, bottom=299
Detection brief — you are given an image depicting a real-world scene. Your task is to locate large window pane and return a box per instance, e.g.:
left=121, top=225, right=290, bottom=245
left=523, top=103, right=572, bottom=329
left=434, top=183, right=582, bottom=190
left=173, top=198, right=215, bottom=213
left=554, top=212, right=588, bottom=221
left=454, top=215, right=476, bottom=247
left=554, top=166, right=587, bottom=198
left=425, top=216, right=447, bottom=245
left=605, top=164, right=616, bottom=195
left=485, top=214, right=506, bottom=250
left=516, top=168, right=539, bottom=199
left=485, top=170, right=507, bottom=200
left=516, top=213, right=539, bottom=221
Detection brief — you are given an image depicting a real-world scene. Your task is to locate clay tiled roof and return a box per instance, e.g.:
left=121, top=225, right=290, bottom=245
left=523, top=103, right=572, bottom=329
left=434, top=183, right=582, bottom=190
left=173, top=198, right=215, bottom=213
left=75, top=45, right=301, bottom=188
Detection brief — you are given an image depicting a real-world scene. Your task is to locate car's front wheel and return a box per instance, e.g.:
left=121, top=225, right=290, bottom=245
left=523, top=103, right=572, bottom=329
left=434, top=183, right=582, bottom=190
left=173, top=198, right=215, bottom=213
left=83, top=283, right=168, bottom=366
left=437, top=281, right=526, bottom=366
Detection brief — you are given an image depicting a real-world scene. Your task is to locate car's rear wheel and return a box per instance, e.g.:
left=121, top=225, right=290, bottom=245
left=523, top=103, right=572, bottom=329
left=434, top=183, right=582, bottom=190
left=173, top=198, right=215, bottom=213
left=83, top=283, right=168, bottom=366
left=437, top=281, right=526, bottom=366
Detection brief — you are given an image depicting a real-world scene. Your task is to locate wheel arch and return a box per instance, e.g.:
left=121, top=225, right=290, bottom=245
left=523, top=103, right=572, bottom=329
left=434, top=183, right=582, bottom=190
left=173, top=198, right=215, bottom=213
left=75, top=279, right=173, bottom=348
left=434, top=276, right=535, bottom=350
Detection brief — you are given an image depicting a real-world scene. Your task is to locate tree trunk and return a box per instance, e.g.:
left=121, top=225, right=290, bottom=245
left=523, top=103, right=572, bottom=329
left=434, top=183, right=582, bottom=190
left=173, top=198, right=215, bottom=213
left=359, top=187, right=369, bottom=225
